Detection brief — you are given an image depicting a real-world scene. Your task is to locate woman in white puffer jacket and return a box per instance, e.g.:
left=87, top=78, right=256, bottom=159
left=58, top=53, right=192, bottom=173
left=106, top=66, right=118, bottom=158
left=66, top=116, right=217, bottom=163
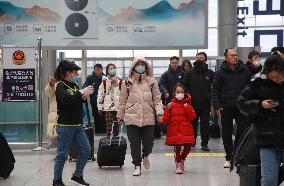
left=117, top=57, right=163, bottom=176
left=45, top=76, right=58, bottom=148
left=97, top=64, right=122, bottom=136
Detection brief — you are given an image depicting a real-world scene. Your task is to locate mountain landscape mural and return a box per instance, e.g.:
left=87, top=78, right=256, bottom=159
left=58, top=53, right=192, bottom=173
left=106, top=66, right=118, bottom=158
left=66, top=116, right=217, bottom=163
left=0, top=1, right=60, bottom=23
left=102, top=0, right=205, bottom=23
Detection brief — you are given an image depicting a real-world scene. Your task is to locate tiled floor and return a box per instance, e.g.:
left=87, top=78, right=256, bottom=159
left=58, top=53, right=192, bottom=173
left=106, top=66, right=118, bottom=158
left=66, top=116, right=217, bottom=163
left=0, top=136, right=241, bottom=186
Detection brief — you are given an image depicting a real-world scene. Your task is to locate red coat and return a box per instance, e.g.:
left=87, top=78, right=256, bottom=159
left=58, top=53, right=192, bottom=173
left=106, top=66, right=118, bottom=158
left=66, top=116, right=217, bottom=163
left=163, top=95, right=196, bottom=145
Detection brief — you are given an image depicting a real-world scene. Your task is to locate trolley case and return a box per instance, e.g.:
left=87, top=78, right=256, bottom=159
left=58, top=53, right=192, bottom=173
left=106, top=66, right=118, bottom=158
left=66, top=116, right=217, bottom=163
left=97, top=124, right=127, bottom=168
left=239, top=164, right=261, bottom=186
left=69, top=126, right=95, bottom=162
left=0, top=132, right=15, bottom=179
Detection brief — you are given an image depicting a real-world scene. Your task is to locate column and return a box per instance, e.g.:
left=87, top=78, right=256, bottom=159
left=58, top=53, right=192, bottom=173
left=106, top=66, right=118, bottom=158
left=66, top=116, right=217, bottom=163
left=218, top=0, right=237, bottom=56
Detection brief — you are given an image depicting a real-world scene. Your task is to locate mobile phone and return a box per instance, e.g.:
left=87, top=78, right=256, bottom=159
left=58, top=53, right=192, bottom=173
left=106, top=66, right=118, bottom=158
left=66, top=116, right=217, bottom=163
left=268, top=100, right=280, bottom=106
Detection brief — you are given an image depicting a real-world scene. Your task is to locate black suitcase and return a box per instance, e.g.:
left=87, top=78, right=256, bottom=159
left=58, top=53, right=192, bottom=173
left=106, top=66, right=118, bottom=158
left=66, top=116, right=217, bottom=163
left=0, top=132, right=15, bottom=179
left=69, top=126, right=95, bottom=162
left=97, top=124, right=127, bottom=168
left=239, top=164, right=261, bottom=186
left=210, top=123, right=221, bottom=138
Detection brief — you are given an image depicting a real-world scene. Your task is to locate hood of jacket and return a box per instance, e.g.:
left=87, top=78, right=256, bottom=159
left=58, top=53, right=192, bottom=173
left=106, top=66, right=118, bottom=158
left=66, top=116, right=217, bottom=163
left=129, top=57, right=153, bottom=77
left=220, top=60, right=246, bottom=73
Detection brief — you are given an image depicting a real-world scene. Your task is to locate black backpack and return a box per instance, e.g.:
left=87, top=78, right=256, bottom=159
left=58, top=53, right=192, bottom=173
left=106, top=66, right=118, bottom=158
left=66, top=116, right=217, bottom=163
left=230, top=124, right=260, bottom=172
left=0, top=132, right=15, bottom=179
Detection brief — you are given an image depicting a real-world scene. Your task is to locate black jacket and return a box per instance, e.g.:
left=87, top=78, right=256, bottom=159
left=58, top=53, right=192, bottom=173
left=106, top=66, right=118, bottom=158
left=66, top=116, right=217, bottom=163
left=246, top=61, right=262, bottom=77
left=83, top=72, right=103, bottom=105
left=184, top=61, right=214, bottom=109
left=237, top=74, right=284, bottom=148
left=158, top=66, right=185, bottom=101
left=56, top=80, right=83, bottom=125
left=211, top=61, right=251, bottom=109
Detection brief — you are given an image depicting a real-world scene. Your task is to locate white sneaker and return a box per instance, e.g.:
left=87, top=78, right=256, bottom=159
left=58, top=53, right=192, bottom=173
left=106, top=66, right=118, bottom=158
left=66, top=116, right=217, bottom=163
left=133, top=166, right=141, bottom=176
left=143, top=156, right=150, bottom=169
left=224, top=161, right=231, bottom=168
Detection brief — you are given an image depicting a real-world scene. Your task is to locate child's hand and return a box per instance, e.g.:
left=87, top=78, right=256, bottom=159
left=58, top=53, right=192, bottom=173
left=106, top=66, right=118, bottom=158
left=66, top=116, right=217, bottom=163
left=184, top=103, right=188, bottom=107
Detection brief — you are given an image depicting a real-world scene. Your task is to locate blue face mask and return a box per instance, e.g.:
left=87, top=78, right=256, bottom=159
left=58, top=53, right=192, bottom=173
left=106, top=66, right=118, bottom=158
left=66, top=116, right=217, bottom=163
left=135, top=65, right=146, bottom=74
left=71, top=75, right=80, bottom=83
left=108, top=69, right=116, bottom=77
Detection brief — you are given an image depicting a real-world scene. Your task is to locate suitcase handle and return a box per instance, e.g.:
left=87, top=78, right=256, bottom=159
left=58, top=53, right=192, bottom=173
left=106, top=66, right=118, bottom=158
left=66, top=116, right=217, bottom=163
left=109, top=122, right=124, bottom=146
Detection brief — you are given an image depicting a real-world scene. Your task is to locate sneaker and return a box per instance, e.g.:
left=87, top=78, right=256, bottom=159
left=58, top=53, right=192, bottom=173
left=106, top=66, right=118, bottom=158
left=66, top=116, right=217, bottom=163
left=176, top=162, right=183, bottom=174
left=71, top=175, right=90, bottom=186
left=201, top=145, right=210, bottom=151
left=52, top=180, right=66, bottom=186
left=133, top=166, right=141, bottom=176
left=143, top=156, right=150, bottom=169
left=224, top=161, right=231, bottom=168
left=180, top=160, right=185, bottom=172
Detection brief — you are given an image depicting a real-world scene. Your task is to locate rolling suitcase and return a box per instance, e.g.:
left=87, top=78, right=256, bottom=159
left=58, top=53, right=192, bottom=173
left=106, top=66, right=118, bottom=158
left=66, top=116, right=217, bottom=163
left=69, top=126, right=95, bottom=162
left=0, top=132, right=15, bottom=179
left=239, top=164, right=261, bottom=186
left=97, top=124, right=127, bottom=168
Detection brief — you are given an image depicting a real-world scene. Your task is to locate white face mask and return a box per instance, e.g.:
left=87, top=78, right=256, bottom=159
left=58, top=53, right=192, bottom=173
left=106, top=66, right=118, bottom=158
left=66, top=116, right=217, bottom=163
left=176, top=93, right=184, bottom=100
left=253, top=60, right=261, bottom=67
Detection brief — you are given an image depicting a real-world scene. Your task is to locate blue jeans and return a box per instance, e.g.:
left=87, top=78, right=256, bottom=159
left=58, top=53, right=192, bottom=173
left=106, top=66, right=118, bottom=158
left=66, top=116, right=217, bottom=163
left=54, top=126, right=91, bottom=181
left=260, top=147, right=284, bottom=186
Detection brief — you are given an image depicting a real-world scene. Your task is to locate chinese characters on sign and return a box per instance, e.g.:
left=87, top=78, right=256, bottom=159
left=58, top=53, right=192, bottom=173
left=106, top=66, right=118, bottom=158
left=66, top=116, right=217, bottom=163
left=1, top=47, right=36, bottom=102
left=2, top=69, right=36, bottom=102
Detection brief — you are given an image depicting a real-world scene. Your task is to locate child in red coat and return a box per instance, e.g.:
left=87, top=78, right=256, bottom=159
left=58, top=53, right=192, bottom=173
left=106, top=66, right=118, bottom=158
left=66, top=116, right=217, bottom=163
left=163, top=84, right=196, bottom=174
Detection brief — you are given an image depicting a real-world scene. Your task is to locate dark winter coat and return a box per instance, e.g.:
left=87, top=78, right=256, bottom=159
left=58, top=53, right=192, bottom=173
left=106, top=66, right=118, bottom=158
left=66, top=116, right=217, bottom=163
left=246, top=61, right=262, bottom=77
left=237, top=73, right=284, bottom=148
left=56, top=80, right=83, bottom=125
left=211, top=61, right=251, bottom=109
left=163, top=94, right=196, bottom=145
left=158, top=66, right=185, bottom=102
left=184, top=61, right=214, bottom=109
left=83, top=72, right=103, bottom=105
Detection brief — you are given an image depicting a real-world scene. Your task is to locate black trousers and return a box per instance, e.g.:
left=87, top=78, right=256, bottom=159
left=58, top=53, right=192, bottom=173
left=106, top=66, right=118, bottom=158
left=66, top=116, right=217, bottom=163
left=127, top=125, right=154, bottom=166
left=91, top=103, right=106, bottom=134
left=221, top=107, right=248, bottom=160
left=192, top=107, right=211, bottom=146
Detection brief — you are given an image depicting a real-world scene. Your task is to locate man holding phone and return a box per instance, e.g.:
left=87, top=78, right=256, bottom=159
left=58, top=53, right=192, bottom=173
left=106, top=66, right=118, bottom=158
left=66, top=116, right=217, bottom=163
left=83, top=64, right=105, bottom=133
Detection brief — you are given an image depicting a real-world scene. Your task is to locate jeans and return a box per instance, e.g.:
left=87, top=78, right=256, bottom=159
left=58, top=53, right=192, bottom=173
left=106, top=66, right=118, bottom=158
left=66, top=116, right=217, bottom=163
left=126, top=125, right=154, bottom=166
left=260, top=147, right=284, bottom=186
left=54, top=126, right=91, bottom=181
left=221, top=107, right=248, bottom=160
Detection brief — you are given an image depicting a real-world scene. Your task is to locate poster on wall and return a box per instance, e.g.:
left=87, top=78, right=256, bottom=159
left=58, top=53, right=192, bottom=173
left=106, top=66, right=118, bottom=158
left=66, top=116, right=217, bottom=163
left=0, top=0, right=208, bottom=48
left=1, top=46, right=36, bottom=102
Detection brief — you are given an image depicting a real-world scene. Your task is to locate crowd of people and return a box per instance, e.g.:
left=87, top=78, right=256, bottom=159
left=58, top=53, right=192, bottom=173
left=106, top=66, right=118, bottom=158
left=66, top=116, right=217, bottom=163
left=46, top=47, right=284, bottom=186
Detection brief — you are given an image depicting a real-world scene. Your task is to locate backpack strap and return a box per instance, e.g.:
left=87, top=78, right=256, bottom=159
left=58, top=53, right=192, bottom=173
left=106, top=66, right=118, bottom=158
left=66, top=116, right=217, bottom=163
left=103, top=79, right=107, bottom=94
left=119, top=79, right=123, bottom=90
left=125, top=79, right=130, bottom=96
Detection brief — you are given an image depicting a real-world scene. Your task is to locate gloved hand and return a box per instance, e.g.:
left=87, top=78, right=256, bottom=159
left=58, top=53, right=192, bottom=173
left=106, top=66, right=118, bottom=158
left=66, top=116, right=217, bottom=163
left=80, top=86, right=94, bottom=97
left=165, top=93, right=170, bottom=99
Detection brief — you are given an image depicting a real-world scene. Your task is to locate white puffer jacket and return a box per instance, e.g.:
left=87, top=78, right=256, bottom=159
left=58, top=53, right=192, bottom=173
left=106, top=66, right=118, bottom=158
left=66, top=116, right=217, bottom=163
left=45, top=82, right=58, bottom=138
left=97, top=76, right=121, bottom=111
left=117, top=57, right=163, bottom=127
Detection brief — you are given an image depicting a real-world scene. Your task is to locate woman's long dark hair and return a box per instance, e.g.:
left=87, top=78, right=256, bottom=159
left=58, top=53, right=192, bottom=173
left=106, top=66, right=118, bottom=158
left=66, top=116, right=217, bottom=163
left=181, top=59, right=192, bottom=72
